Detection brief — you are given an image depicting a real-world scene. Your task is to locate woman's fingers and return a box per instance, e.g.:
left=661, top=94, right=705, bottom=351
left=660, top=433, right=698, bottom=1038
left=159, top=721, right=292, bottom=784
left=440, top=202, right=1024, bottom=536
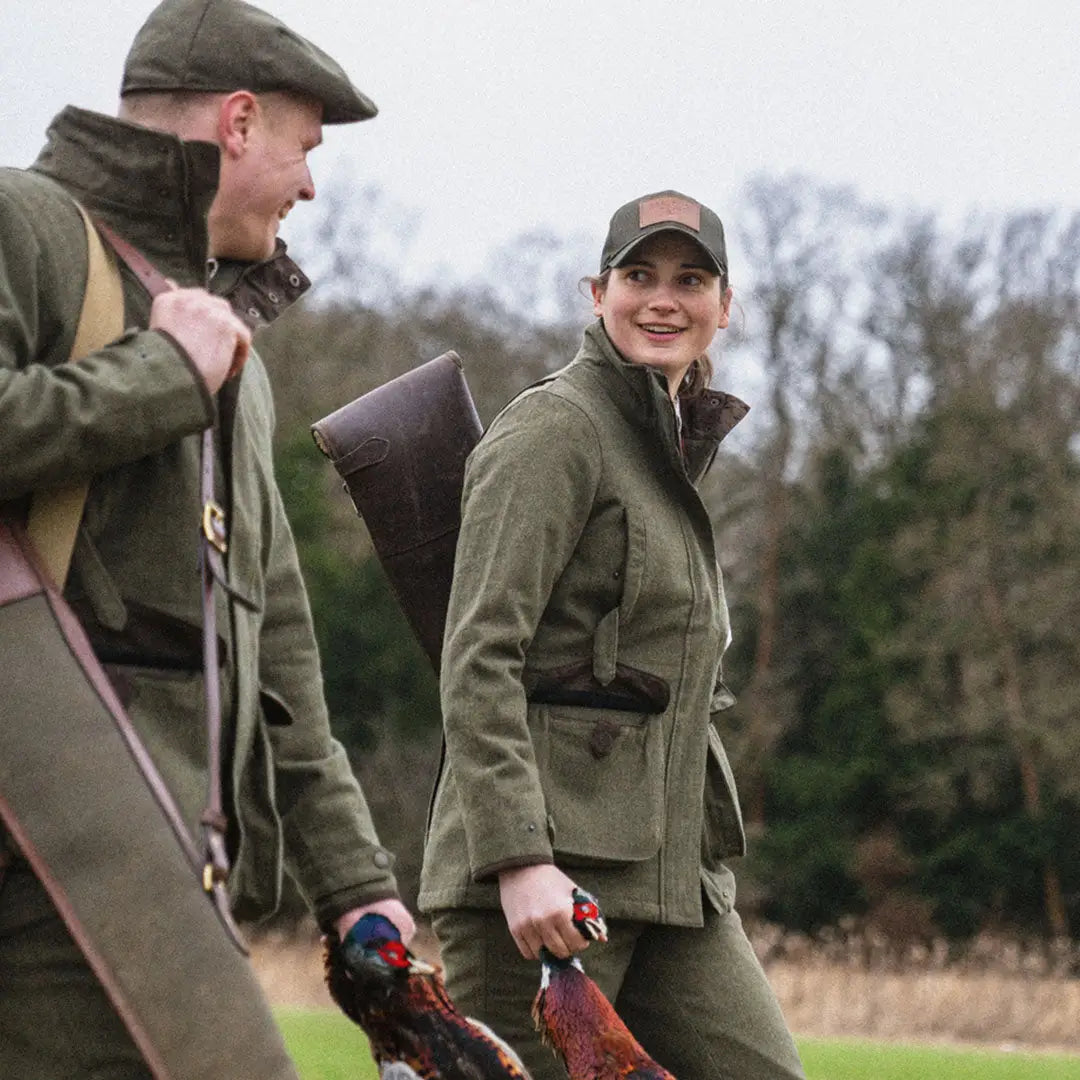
left=499, top=864, right=592, bottom=960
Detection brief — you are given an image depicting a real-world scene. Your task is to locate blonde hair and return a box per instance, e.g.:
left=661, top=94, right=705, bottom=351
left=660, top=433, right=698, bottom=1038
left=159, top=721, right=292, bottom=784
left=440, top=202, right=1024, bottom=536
left=118, top=90, right=226, bottom=134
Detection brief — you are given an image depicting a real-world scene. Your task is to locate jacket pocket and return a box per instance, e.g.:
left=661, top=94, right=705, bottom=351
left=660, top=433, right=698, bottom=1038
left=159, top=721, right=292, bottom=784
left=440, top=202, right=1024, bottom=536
left=702, top=721, right=746, bottom=864
left=534, top=703, right=664, bottom=867
left=592, top=505, right=647, bottom=686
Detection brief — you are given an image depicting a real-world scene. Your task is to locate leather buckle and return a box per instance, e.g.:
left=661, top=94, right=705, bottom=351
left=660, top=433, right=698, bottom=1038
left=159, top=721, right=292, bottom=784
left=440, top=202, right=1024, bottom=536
left=201, top=501, right=228, bottom=555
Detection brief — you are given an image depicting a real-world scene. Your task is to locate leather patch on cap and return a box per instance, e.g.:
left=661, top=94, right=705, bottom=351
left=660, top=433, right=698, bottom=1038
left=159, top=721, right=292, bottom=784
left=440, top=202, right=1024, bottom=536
left=639, top=195, right=700, bottom=232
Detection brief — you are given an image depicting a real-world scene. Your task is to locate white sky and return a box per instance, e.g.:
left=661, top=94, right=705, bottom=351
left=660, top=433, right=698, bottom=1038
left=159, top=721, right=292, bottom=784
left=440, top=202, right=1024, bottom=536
left=4, top=1, right=1079, bottom=283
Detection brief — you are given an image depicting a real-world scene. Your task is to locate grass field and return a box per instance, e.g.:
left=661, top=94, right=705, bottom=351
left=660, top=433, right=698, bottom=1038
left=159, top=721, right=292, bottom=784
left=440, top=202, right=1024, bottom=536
left=276, top=1008, right=1080, bottom=1079
left=797, top=1037, right=1080, bottom=1079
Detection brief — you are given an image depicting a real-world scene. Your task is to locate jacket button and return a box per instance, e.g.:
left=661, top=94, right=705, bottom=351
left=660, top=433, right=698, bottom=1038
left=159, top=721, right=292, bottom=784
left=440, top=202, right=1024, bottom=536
left=526, top=823, right=536, bottom=833
left=373, top=850, right=390, bottom=869
left=589, top=720, right=619, bottom=759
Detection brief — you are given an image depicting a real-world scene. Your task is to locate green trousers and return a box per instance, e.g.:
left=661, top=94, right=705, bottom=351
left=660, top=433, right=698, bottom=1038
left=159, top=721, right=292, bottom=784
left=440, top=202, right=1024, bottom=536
left=431, top=869, right=805, bottom=1080
left=0, top=860, right=152, bottom=1079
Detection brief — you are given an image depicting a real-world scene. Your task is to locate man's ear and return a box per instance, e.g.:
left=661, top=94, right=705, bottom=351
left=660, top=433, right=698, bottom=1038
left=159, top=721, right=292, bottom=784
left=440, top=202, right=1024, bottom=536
left=217, top=91, right=259, bottom=159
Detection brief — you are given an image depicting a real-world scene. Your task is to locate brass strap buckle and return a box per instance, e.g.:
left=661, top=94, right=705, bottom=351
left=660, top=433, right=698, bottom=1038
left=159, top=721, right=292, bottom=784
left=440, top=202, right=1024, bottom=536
left=201, top=501, right=228, bottom=555
left=203, top=861, right=227, bottom=893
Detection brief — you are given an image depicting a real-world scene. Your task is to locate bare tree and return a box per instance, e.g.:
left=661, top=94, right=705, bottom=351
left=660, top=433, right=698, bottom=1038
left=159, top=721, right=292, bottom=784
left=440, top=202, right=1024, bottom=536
left=727, top=174, right=881, bottom=826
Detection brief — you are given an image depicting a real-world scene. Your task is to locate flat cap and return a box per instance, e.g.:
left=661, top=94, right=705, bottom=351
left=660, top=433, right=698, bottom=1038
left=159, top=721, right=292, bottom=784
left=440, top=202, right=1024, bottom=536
left=121, top=0, right=377, bottom=124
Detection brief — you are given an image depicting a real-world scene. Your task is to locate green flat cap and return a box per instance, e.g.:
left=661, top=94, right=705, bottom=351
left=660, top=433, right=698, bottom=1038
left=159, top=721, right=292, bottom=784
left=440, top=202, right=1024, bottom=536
left=121, top=0, right=377, bottom=124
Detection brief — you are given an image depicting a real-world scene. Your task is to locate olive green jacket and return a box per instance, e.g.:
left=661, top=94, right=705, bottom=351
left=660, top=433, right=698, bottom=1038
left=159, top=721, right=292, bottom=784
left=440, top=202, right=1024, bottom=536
left=419, top=321, right=749, bottom=926
left=0, top=107, right=397, bottom=926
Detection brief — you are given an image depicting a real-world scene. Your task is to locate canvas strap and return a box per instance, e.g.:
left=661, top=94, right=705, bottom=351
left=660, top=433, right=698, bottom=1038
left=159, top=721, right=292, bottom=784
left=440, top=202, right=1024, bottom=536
left=24, top=206, right=124, bottom=586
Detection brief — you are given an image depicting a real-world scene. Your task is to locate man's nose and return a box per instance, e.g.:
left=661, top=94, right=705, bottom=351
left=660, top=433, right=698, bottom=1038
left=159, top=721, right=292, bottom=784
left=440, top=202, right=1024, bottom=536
left=298, top=167, right=315, bottom=201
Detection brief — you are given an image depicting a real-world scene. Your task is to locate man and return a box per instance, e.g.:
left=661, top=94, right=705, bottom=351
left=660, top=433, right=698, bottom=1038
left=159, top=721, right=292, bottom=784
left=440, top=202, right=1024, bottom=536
left=0, top=1, right=413, bottom=1075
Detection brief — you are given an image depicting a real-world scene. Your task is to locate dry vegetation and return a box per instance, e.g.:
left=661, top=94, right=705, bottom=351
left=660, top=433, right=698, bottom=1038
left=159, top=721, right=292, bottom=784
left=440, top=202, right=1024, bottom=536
left=249, top=920, right=1080, bottom=1055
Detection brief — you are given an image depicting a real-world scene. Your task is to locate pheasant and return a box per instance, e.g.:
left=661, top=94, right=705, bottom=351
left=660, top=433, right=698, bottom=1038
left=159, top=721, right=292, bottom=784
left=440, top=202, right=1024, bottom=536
left=532, top=889, right=677, bottom=1080
left=324, top=912, right=532, bottom=1079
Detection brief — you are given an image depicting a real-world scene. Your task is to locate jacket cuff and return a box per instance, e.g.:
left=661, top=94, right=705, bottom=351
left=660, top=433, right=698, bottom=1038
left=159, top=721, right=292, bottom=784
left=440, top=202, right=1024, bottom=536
left=472, top=853, right=554, bottom=884
left=151, top=327, right=216, bottom=421
left=465, top=809, right=554, bottom=883
left=313, top=884, right=401, bottom=931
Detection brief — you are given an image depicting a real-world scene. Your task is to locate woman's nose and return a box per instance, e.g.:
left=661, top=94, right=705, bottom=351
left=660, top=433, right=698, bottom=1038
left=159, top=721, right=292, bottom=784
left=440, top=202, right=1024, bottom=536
left=648, top=285, right=678, bottom=311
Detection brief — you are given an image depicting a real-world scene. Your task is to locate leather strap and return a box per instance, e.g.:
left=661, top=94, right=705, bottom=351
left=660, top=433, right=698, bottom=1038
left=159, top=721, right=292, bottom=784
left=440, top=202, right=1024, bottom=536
left=92, top=222, right=244, bottom=928
left=95, top=221, right=173, bottom=299
left=25, top=207, right=125, bottom=587
left=198, top=427, right=231, bottom=896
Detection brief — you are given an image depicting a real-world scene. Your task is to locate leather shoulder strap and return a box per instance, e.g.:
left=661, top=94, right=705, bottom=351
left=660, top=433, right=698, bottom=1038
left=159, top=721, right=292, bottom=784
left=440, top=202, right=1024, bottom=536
left=26, top=205, right=125, bottom=587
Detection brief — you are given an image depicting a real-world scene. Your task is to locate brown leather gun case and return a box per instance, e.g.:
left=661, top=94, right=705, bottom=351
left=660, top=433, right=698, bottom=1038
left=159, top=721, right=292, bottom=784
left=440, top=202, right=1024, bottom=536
left=311, top=351, right=483, bottom=673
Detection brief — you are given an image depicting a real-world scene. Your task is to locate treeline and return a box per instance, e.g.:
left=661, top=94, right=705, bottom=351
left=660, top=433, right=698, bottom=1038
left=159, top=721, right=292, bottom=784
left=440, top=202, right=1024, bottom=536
left=257, top=174, right=1080, bottom=950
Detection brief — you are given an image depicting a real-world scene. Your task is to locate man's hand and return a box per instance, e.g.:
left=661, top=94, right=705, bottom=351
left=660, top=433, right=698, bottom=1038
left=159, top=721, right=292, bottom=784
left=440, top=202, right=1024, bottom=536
left=149, top=287, right=251, bottom=394
left=334, top=899, right=416, bottom=946
left=498, top=864, right=590, bottom=961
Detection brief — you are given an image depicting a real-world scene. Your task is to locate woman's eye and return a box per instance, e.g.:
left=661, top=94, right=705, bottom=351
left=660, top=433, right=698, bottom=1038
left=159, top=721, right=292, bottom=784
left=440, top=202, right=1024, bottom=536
left=681, top=273, right=703, bottom=287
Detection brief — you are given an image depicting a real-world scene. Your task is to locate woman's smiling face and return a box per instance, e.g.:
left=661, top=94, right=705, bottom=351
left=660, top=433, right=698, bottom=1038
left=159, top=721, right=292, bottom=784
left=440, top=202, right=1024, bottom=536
left=592, top=231, right=731, bottom=396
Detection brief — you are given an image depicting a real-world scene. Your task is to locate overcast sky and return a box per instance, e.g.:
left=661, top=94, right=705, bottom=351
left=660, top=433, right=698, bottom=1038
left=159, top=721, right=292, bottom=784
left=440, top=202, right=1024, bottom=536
left=4, top=1, right=1079, bottom=284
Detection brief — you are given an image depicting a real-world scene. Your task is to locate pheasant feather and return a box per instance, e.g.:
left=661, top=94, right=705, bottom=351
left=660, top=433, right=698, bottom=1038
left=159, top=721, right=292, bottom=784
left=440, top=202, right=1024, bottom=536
left=531, top=889, right=676, bottom=1080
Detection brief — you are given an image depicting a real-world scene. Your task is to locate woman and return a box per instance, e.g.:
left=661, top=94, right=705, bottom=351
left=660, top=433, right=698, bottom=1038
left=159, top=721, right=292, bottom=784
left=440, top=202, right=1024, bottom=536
left=418, top=190, right=804, bottom=1080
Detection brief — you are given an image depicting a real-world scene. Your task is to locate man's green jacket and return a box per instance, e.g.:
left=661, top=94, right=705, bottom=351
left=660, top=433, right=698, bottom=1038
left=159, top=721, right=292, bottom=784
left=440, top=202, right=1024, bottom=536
left=0, top=106, right=397, bottom=926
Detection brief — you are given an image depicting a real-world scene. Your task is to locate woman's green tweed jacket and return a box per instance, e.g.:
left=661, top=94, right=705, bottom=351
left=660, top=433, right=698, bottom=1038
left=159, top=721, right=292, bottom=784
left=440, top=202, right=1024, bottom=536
left=420, top=320, right=749, bottom=926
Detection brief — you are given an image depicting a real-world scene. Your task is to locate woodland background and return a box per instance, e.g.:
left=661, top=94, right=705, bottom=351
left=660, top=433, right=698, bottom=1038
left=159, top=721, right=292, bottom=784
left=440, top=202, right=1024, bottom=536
left=257, top=172, right=1080, bottom=964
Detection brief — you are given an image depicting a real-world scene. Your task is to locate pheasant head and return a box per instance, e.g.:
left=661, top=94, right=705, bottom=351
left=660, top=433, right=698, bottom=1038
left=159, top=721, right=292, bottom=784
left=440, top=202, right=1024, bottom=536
left=324, top=913, right=532, bottom=1079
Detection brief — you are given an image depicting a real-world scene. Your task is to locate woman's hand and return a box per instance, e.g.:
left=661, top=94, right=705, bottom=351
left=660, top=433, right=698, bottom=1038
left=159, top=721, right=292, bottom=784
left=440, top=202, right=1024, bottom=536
left=498, top=864, right=590, bottom=961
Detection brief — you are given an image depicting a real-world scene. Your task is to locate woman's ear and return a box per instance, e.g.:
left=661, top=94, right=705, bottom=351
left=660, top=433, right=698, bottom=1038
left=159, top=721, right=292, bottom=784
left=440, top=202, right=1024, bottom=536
left=216, top=91, right=259, bottom=159
left=590, top=279, right=605, bottom=318
left=717, top=286, right=733, bottom=330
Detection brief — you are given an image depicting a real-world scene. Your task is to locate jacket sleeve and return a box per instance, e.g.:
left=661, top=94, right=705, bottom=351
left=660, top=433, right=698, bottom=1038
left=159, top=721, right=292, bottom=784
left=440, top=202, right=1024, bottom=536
left=256, top=478, right=399, bottom=927
left=0, top=188, right=214, bottom=501
left=440, top=389, right=602, bottom=880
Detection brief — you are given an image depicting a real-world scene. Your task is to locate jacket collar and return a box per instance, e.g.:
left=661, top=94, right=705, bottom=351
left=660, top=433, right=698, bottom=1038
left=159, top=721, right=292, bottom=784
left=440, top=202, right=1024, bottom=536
left=32, top=107, right=218, bottom=286
left=576, top=320, right=750, bottom=482
left=208, top=241, right=311, bottom=331
left=31, top=106, right=310, bottom=324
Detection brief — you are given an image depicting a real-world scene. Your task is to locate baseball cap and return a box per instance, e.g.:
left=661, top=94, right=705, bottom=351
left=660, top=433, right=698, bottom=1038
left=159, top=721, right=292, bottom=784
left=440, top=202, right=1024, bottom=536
left=121, top=0, right=377, bottom=124
left=600, top=190, right=727, bottom=278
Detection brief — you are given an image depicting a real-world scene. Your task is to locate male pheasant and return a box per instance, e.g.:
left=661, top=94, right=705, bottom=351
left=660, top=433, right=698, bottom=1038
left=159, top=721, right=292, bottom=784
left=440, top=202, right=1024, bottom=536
left=325, top=913, right=531, bottom=1079
left=532, top=889, right=677, bottom=1080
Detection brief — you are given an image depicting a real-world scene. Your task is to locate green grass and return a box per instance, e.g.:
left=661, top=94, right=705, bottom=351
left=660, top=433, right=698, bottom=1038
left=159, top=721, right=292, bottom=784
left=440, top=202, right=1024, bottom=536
left=799, top=1037, right=1080, bottom=1079
left=277, top=1009, right=378, bottom=1080
left=277, top=1009, right=1080, bottom=1080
